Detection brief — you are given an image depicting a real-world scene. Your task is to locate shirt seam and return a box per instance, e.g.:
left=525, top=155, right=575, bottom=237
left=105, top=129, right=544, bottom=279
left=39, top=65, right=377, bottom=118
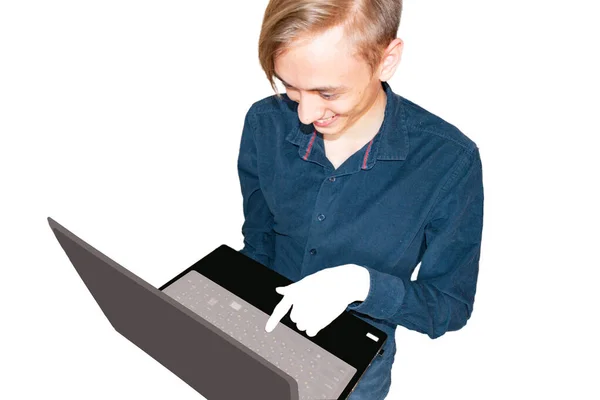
left=417, top=128, right=475, bottom=152
left=249, top=108, right=295, bottom=117
left=246, top=108, right=270, bottom=205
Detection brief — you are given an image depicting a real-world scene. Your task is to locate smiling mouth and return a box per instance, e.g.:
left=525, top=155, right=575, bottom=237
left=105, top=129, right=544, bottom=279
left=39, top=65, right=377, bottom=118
left=317, top=115, right=336, bottom=123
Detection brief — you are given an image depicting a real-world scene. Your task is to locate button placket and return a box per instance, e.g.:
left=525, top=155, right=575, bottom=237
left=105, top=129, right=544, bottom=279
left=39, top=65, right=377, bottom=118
left=300, top=176, right=336, bottom=277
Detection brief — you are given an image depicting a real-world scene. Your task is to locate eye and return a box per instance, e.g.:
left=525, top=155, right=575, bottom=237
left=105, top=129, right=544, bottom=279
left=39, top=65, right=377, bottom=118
left=320, top=93, right=338, bottom=100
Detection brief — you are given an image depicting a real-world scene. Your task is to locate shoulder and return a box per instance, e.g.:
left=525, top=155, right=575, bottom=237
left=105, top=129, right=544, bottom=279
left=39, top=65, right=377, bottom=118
left=242, top=93, right=299, bottom=139
left=399, top=95, right=478, bottom=155
left=246, top=92, right=298, bottom=117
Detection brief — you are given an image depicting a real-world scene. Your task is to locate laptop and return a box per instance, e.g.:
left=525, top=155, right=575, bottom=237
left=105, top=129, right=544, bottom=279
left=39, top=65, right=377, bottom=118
left=48, top=217, right=387, bottom=400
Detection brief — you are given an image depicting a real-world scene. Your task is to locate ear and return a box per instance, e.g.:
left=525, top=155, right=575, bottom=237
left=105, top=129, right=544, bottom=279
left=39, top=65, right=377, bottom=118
left=378, top=38, right=404, bottom=82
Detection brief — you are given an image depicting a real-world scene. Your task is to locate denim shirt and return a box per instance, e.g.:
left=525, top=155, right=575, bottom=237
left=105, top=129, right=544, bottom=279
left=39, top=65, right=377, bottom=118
left=237, top=81, right=484, bottom=399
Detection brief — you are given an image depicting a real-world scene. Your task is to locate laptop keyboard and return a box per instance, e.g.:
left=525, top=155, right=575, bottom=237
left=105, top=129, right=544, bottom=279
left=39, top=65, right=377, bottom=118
left=162, top=270, right=356, bottom=400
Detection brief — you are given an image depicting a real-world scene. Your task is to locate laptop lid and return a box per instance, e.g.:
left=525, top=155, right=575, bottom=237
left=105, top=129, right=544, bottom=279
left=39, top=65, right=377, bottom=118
left=48, top=217, right=298, bottom=400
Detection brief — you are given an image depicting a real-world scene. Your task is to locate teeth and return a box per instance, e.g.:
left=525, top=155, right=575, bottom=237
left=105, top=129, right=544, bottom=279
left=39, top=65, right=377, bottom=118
left=318, top=115, right=335, bottom=122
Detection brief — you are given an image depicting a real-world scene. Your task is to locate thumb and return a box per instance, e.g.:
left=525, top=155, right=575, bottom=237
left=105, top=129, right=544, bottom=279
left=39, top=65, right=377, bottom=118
left=275, top=286, right=289, bottom=295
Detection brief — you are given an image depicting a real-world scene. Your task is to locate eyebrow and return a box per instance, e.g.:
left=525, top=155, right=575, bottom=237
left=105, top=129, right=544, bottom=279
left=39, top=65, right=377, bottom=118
left=274, top=73, right=348, bottom=93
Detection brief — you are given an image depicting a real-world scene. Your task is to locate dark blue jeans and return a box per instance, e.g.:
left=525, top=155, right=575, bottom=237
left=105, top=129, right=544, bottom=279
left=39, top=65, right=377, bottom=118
left=346, top=338, right=394, bottom=400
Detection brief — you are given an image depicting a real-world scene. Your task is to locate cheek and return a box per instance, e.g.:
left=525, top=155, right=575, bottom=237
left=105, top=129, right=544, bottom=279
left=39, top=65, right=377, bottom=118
left=332, top=100, right=355, bottom=117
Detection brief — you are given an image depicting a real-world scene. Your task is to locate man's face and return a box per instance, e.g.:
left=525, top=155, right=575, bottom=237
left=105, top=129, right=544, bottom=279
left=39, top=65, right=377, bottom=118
left=274, top=25, right=384, bottom=137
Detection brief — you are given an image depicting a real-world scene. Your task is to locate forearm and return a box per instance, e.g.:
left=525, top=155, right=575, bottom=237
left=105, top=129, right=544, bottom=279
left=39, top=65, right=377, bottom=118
left=348, top=254, right=478, bottom=339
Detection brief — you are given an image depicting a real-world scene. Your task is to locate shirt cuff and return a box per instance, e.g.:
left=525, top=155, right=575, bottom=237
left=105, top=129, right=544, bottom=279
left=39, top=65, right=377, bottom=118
left=346, top=266, right=406, bottom=320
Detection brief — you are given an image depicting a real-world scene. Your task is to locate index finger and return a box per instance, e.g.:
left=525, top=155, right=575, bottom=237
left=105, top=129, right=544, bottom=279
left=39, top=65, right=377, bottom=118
left=265, top=294, right=294, bottom=333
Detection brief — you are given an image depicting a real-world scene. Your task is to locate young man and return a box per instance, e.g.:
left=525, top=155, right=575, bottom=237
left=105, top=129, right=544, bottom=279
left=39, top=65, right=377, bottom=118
left=237, top=1, right=484, bottom=399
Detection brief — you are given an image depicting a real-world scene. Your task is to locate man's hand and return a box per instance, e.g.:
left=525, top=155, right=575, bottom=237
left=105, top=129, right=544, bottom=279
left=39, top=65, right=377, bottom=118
left=265, top=264, right=370, bottom=337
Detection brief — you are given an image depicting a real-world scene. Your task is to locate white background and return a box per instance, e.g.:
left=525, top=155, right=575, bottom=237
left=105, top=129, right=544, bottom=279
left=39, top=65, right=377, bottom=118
left=1, top=1, right=599, bottom=399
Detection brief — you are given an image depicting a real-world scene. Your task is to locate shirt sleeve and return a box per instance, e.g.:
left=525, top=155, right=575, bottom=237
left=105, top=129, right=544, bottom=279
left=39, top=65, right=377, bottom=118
left=347, top=147, right=484, bottom=339
left=237, top=108, right=276, bottom=268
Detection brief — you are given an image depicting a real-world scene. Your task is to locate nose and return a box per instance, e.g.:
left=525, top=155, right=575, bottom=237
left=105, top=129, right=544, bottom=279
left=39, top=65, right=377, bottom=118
left=297, top=93, right=325, bottom=125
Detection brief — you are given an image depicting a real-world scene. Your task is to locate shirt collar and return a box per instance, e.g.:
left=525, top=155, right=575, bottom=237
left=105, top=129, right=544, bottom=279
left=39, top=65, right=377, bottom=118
left=285, top=81, right=409, bottom=167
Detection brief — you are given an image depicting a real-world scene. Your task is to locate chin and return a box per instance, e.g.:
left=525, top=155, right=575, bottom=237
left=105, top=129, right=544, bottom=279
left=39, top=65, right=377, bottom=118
left=316, top=127, right=339, bottom=135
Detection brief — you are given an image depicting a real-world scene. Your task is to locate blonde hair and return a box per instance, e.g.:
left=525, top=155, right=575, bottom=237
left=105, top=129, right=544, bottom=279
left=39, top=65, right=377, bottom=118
left=258, top=0, right=403, bottom=97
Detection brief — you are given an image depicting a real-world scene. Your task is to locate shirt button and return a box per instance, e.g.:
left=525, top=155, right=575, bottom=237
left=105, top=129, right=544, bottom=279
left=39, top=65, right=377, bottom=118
left=309, top=248, right=317, bottom=255
left=328, top=177, right=336, bottom=182
left=317, top=214, right=326, bottom=221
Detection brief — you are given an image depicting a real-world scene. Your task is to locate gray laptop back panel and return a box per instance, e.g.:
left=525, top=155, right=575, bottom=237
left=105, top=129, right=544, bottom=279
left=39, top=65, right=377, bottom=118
left=48, top=217, right=298, bottom=400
